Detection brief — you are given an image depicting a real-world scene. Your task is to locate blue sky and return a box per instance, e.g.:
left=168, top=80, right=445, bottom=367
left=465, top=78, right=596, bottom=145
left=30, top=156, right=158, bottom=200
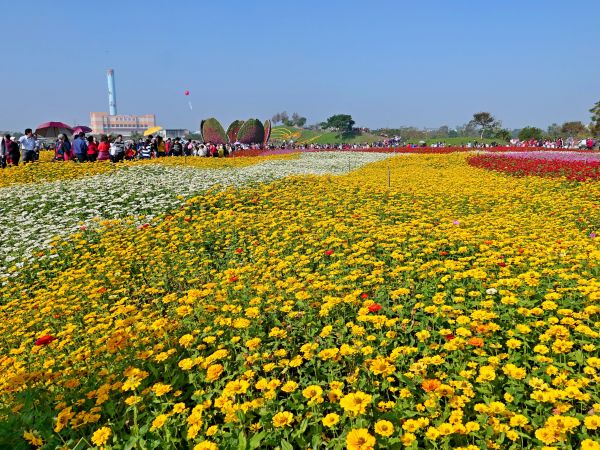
left=2, top=0, right=598, bottom=131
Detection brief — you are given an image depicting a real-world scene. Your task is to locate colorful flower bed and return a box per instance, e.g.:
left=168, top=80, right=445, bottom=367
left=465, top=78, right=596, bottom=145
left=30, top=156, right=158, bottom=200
left=468, top=152, right=600, bottom=181
left=0, top=152, right=389, bottom=279
left=259, top=147, right=600, bottom=157
left=1, top=153, right=600, bottom=449
left=0, top=154, right=297, bottom=189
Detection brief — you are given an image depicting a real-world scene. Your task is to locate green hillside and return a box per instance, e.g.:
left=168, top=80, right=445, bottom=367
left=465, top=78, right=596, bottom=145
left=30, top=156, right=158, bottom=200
left=269, top=126, right=499, bottom=146
left=270, top=126, right=383, bottom=145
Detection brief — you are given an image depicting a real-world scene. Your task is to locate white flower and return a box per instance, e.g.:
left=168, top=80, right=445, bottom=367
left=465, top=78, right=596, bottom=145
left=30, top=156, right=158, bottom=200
left=485, top=288, right=498, bottom=295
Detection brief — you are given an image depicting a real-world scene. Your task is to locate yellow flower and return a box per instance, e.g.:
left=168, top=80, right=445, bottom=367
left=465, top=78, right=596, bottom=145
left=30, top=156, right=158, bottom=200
left=205, top=364, right=224, bottom=382
left=125, top=395, right=142, bottom=406
left=150, top=414, right=168, bottom=431
left=302, top=385, right=323, bottom=400
left=346, top=428, right=376, bottom=450
left=245, top=337, right=261, bottom=350
left=535, top=427, right=559, bottom=445
left=585, top=415, right=600, bottom=430
left=172, top=403, right=187, bottom=414
left=400, top=432, right=415, bottom=446
left=23, top=430, right=44, bottom=447
left=510, top=414, right=529, bottom=427
left=91, top=427, right=112, bottom=446
left=340, top=392, right=372, bottom=416
left=152, top=383, right=172, bottom=396
left=425, top=427, right=440, bottom=440
left=178, top=358, right=194, bottom=370
left=179, top=334, right=195, bottom=347
left=122, top=376, right=141, bottom=391
left=581, top=439, right=600, bottom=450
left=193, top=441, right=219, bottom=450
left=374, top=420, right=394, bottom=437
left=281, top=381, right=299, bottom=393
left=272, top=411, right=294, bottom=427
left=322, top=413, right=340, bottom=427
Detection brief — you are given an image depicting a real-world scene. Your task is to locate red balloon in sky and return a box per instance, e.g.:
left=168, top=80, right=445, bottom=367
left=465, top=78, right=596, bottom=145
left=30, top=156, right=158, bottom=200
left=184, top=90, right=190, bottom=96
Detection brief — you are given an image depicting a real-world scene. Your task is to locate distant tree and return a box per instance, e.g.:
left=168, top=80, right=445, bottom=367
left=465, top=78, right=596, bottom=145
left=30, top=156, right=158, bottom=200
left=469, top=112, right=500, bottom=138
left=561, top=121, right=586, bottom=137
left=271, top=113, right=281, bottom=124
left=494, top=128, right=512, bottom=142
left=295, top=117, right=307, bottom=128
left=518, top=126, right=544, bottom=141
left=590, top=100, right=600, bottom=136
left=448, top=129, right=459, bottom=138
left=291, top=112, right=300, bottom=124
left=185, top=133, right=203, bottom=140
left=280, top=111, right=289, bottom=125
left=433, top=125, right=449, bottom=138
left=546, top=123, right=562, bottom=139
left=321, top=114, right=355, bottom=133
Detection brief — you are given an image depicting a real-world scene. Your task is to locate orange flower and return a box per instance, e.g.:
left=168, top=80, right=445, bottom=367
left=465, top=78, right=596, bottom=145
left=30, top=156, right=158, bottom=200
left=468, top=337, right=484, bottom=347
left=421, top=379, right=441, bottom=392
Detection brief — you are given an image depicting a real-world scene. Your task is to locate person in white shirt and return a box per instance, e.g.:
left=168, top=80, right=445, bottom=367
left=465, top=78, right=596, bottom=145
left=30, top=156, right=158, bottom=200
left=18, top=128, right=37, bottom=164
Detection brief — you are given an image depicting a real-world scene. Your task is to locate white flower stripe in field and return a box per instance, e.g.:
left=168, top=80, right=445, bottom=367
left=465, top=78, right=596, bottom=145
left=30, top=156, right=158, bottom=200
left=0, top=152, right=392, bottom=277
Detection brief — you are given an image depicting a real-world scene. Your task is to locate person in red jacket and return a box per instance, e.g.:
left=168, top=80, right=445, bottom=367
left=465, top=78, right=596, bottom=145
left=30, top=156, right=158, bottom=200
left=97, top=135, right=110, bottom=161
left=86, top=136, right=98, bottom=162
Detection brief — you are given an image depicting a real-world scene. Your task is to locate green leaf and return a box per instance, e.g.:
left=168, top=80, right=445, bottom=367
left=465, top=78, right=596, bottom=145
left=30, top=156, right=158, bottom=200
left=281, top=439, right=294, bottom=450
left=249, top=431, right=266, bottom=449
left=238, top=431, right=248, bottom=450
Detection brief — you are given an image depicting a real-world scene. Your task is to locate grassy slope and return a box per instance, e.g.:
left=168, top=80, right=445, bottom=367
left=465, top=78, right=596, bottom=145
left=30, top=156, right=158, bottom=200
left=270, top=126, right=500, bottom=146
left=270, top=126, right=383, bottom=145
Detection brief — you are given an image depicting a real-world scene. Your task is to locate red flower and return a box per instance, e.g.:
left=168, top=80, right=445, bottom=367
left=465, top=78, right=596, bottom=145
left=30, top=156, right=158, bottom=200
left=324, top=249, right=334, bottom=256
left=229, top=276, right=239, bottom=283
left=235, top=248, right=243, bottom=254
left=35, top=335, right=56, bottom=346
left=444, top=334, right=455, bottom=341
left=498, top=262, right=507, bottom=267
left=360, top=293, right=369, bottom=299
left=368, top=303, right=382, bottom=313
left=439, top=251, right=448, bottom=256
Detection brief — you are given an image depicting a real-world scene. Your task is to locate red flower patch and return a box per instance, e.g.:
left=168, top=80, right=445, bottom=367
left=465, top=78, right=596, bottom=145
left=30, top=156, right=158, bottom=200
left=35, top=335, right=56, bottom=346
left=368, top=304, right=382, bottom=313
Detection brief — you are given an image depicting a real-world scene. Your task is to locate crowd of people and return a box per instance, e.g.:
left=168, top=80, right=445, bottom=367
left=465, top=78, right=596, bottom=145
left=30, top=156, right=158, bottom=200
left=0, top=131, right=257, bottom=167
left=52, top=133, right=251, bottom=163
left=0, top=128, right=598, bottom=168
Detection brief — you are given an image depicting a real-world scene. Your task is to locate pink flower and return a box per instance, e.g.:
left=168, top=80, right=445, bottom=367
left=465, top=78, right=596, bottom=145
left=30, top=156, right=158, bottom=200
left=452, top=220, right=460, bottom=225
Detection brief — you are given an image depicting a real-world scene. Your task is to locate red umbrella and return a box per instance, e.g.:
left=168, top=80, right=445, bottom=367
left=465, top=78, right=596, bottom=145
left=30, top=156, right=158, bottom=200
left=72, top=125, right=92, bottom=134
left=35, top=122, right=73, bottom=138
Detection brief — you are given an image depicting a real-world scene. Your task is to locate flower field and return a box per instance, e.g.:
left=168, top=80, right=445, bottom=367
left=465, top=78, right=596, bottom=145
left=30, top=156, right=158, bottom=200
left=468, top=152, right=600, bottom=181
left=1, top=153, right=600, bottom=449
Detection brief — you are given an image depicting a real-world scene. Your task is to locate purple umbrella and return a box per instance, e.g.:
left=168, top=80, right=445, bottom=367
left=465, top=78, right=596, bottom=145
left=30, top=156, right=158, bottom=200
left=35, top=122, right=73, bottom=138
left=72, top=125, right=92, bottom=135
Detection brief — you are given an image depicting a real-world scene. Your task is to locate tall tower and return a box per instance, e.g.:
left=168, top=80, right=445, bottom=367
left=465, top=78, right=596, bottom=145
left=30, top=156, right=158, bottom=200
left=107, top=69, right=117, bottom=116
